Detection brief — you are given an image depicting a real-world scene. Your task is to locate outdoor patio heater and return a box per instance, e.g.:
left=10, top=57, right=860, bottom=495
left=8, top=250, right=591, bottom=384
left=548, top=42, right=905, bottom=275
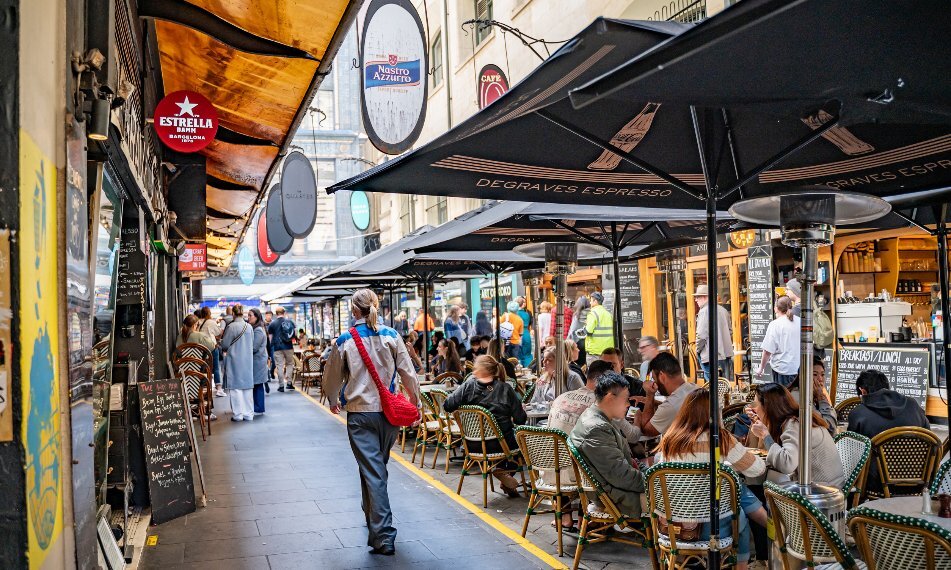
left=655, top=248, right=688, bottom=367
left=730, top=189, right=891, bottom=536
left=515, top=242, right=606, bottom=395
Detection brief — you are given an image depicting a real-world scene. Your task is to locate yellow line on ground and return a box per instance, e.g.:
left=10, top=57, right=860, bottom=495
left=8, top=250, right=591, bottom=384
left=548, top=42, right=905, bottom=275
left=296, top=390, right=568, bottom=569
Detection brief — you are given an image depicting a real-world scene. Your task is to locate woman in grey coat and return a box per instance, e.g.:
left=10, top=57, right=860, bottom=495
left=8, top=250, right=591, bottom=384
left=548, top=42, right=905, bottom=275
left=248, top=308, right=268, bottom=416
left=221, top=304, right=255, bottom=421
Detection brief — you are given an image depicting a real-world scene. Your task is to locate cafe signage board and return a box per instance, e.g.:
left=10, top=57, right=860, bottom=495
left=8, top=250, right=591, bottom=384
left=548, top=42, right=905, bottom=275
left=153, top=90, right=218, bottom=153
left=360, top=0, right=428, bottom=154
left=178, top=244, right=207, bottom=272
left=478, top=64, right=509, bottom=109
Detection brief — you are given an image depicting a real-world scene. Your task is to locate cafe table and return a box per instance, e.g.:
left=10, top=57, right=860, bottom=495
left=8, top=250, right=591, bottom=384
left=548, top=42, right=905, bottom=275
left=861, top=497, right=951, bottom=532
left=525, top=407, right=549, bottom=427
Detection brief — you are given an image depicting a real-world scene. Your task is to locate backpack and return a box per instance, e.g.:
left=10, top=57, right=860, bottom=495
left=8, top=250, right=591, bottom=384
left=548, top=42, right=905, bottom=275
left=813, top=302, right=834, bottom=348
left=499, top=314, right=515, bottom=341
left=278, top=318, right=295, bottom=345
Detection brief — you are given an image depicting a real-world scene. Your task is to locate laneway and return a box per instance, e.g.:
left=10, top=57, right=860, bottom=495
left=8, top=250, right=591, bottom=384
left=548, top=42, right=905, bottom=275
left=140, top=385, right=555, bottom=569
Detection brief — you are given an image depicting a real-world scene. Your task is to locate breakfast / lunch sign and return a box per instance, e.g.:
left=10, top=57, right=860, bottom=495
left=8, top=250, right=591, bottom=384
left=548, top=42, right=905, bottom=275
left=153, top=90, right=218, bottom=153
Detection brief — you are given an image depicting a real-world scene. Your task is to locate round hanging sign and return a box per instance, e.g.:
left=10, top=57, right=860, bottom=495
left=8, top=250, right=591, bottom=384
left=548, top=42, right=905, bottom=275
left=265, top=186, right=294, bottom=254
left=478, top=64, right=509, bottom=109
left=153, top=90, right=219, bottom=153
left=360, top=0, right=428, bottom=155
left=237, top=246, right=256, bottom=285
left=256, top=208, right=280, bottom=266
left=280, top=151, right=318, bottom=237
left=350, top=190, right=371, bottom=231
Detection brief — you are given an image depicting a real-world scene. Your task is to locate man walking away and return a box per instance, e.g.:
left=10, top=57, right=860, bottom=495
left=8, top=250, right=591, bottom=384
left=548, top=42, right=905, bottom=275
left=584, top=292, right=614, bottom=365
left=499, top=301, right=524, bottom=360
left=694, top=284, right=734, bottom=382
left=268, top=305, right=297, bottom=392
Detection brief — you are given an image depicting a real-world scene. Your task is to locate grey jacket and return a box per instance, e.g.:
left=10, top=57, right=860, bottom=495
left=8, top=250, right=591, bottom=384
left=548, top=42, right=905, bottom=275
left=696, top=303, right=733, bottom=363
left=765, top=418, right=845, bottom=489
left=323, top=321, right=420, bottom=413
left=570, top=406, right=645, bottom=516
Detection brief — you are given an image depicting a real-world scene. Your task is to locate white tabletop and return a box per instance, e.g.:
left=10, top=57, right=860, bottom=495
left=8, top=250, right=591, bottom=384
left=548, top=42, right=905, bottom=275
left=862, top=497, right=951, bottom=531
left=419, top=383, right=456, bottom=393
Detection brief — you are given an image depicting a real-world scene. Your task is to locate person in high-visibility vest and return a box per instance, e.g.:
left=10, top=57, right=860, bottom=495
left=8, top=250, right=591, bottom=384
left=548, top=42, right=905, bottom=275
left=584, top=292, right=614, bottom=365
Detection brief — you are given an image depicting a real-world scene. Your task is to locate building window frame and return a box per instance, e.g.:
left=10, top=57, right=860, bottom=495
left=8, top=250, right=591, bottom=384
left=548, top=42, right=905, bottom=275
left=474, top=0, right=493, bottom=45
left=431, top=31, right=443, bottom=88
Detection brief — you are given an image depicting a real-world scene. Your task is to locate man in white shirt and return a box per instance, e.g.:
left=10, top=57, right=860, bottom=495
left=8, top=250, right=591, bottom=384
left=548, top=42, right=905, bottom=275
left=637, top=352, right=699, bottom=437
left=756, top=295, right=801, bottom=386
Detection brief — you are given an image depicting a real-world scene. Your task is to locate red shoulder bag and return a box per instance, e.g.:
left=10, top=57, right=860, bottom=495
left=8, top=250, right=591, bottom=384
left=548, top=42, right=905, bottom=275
left=349, top=326, right=420, bottom=427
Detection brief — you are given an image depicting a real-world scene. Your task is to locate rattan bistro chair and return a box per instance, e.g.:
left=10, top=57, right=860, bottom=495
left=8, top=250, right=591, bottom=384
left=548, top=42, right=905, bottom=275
left=174, top=357, right=214, bottom=435
left=181, top=369, right=210, bottom=440
left=834, top=396, right=862, bottom=425
left=411, top=391, right=442, bottom=468
left=849, top=507, right=951, bottom=570
left=834, top=431, right=872, bottom=507
left=646, top=462, right=740, bottom=570
left=568, top=442, right=657, bottom=570
left=930, top=459, right=951, bottom=496
left=515, top=426, right=580, bottom=557
left=434, top=371, right=463, bottom=386
left=298, top=351, right=323, bottom=394
left=863, top=426, right=941, bottom=501
left=765, top=481, right=863, bottom=570
left=452, top=405, right=527, bottom=507
left=428, top=389, right=462, bottom=473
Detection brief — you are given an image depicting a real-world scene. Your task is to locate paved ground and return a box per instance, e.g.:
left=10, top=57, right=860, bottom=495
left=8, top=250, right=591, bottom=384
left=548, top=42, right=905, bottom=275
left=140, top=381, right=590, bottom=570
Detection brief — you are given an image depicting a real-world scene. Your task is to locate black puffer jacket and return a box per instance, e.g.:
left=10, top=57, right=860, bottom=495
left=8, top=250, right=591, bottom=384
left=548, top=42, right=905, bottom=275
left=847, top=389, right=929, bottom=438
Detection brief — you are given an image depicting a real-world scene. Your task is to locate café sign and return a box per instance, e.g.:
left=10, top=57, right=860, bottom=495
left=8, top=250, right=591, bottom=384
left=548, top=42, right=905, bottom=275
left=153, top=90, right=218, bottom=153
left=478, top=64, right=509, bottom=109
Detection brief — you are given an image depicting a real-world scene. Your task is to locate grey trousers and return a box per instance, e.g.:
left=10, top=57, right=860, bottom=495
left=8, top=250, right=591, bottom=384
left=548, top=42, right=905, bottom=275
left=346, top=412, right=398, bottom=548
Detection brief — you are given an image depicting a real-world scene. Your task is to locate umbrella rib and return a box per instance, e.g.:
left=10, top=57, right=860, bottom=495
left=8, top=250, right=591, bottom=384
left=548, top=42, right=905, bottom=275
left=619, top=221, right=658, bottom=249
left=533, top=109, right=706, bottom=202
left=550, top=219, right=611, bottom=249
left=717, top=111, right=841, bottom=201
left=892, top=209, right=933, bottom=234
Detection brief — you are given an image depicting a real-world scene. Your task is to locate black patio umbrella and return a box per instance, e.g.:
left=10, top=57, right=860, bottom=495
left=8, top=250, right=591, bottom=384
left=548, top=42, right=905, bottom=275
left=566, top=0, right=951, bottom=562
left=408, top=199, right=738, bottom=357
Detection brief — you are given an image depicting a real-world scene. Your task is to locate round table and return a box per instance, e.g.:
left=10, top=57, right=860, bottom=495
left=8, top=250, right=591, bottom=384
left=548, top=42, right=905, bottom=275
left=525, top=409, right=549, bottom=426
left=862, top=497, right=951, bottom=531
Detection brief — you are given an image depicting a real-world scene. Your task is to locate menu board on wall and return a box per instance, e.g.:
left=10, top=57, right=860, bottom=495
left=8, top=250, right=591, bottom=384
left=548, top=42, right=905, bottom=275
left=618, top=262, right=643, bottom=329
left=138, top=379, right=196, bottom=524
left=835, top=343, right=930, bottom=407
left=116, top=224, right=147, bottom=306
left=747, top=245, right=773, bottom=382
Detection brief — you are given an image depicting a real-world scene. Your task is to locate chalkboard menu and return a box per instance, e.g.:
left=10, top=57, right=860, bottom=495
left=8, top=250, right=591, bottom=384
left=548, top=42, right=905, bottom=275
left=138, top=379, right=195, bottom=524
left=747, top=245, right=773, bottom=382
left=116, top=225, right=147, bottom=306
left=618, top=262, right=643, bottom=329
left=835, top=342, right=931, bottom=407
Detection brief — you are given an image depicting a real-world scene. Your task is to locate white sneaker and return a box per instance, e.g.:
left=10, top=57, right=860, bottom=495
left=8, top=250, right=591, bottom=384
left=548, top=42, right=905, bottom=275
left=215, top=388, right=226, bottom=397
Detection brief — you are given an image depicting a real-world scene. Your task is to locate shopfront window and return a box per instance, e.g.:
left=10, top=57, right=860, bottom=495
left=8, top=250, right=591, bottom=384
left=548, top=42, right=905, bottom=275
left=94, top=175, right=122, bottom=318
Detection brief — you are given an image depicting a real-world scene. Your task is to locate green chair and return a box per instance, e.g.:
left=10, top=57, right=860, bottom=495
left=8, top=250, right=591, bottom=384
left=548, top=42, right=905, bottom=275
left=849, top=506, right=951, bottom=570
left=834, top=431, right=872, bottom=507
left=453, top=405, right=527, bottom=507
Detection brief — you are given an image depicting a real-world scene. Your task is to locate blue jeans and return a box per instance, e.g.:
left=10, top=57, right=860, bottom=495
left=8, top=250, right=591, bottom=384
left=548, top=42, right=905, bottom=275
left=772, top=370, right=798, bottom=387
left=211, top=348, right=222, bottom=386
left=740, top=484, right=763, bottom=515
left=701, top=359, right=733, bottom=382
left=701, top=510, right=750, bottom=563
left=253, top=383, right=265, bottom=413
left=347, top=412, right=399, bottom=549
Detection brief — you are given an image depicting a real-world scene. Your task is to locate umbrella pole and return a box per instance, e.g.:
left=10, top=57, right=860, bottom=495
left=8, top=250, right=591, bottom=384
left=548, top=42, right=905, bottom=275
left=936, top=210, right=951, bottom=414
left=389, top=285, right=396, bottom=327
left=705, top=191, right=721, bottom=569
left=611, top=222, right=624, bottom=361
left=423, top=279, right=430, bottom=374
left=494, top=270, right=501, bottom=344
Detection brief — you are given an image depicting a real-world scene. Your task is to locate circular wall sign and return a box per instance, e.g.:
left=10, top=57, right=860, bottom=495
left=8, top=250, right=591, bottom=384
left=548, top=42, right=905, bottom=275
left=237, top=246, right=256, bottom=285
left=256, top=209, right=279, bottom=266
left=153, top=90, right=219, bottom=153
left=280, top=151, right=318, bottom=237
left=350, top=190, right=371, bottom=231
left=478, top=64, right=509, bottom=109
left=265, top=186, right=294, bottom=254
left=360, top=0, right=428, bottom=155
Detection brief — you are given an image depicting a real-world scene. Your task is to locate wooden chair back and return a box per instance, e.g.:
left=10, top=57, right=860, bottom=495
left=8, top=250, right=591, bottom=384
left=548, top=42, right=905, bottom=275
left=765, top=481, right=859, bottom=569
left=870, top=426, right=941, bottom=497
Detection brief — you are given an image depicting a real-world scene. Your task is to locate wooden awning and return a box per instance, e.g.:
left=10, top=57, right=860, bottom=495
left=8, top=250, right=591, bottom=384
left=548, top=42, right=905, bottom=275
left=148, top=0, right=359, bottom=271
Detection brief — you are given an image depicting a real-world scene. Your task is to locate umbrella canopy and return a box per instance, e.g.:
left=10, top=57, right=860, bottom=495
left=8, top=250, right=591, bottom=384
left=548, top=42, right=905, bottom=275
left=408, top=200, right=729, bottom=255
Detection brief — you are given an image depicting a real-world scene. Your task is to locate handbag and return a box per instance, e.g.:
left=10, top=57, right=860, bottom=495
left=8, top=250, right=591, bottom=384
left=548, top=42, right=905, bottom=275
left=349, top=326, right=420, bottom=427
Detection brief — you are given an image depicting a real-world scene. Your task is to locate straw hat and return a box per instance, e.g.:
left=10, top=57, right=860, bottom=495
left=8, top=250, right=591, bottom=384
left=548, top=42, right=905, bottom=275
left=692, top=284, right=709, bottom=297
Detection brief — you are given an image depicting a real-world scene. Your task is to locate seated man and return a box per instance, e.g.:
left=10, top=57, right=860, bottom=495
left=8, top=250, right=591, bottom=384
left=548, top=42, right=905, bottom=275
left=600, top=346, right=645, bottom=401
left=637, top=352, right=699, bottom=438
left=848, top=369, right=930, bottom=494
left=569, top=372, right=646, bottom=517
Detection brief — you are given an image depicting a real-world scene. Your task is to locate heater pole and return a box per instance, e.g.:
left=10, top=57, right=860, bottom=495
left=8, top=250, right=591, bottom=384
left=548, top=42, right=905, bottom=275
left=798, top=245, right=818, bottom=486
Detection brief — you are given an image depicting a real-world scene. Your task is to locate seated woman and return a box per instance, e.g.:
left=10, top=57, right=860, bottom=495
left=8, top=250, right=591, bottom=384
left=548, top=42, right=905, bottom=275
left=433, top=339, right=463, bottom=376
left=569, top=372, right=645, bottom=517
left=750, top=383, right=844, bottom=489
left=658, top=388, right=766, bottom=570
left=527, top=347, right=585, bottom=406
left=176, top=314, right=216, bottom=352
left=444, top=355, right=526, bottom=497
left=487, top=338, right=517, bottom=380
left=787, top=356, right=837, bottom=435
